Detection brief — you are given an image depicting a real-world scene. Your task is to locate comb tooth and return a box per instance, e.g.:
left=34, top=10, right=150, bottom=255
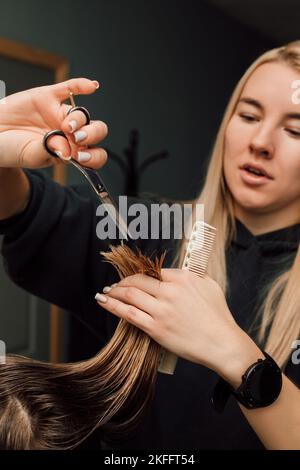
left=190, top=242, right=215, bottom=250
left=182, top=222, right=216, bottom=276
left=189, top=269, right=206, bottom=276
left=191, top=248, right=214, bottom=254
left=189, top=250, right=213, bottom=260
left=189, top=254, right=211, bottom=262
left=188, top=262, right=207, bottom=269
left=187, top=239, right=214, bottom=247
left=188, top=263, right=208, bottom=271
left=189, top=253, right=210, bottom=259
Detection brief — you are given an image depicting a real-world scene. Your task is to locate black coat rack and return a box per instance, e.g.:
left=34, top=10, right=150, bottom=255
left=105, top=129, right=169, bottom=197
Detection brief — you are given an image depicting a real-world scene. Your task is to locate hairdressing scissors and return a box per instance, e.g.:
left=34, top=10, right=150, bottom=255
left=43, top=93, right=132, bottom=240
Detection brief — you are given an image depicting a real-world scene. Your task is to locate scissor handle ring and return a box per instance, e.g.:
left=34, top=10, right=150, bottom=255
left=66, top=106, right=91, bottom=125
left=43, top=130, right=68, bottom=158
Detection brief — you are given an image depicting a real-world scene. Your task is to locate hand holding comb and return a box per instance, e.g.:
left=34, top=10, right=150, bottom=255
left=157, top=220, right=217, bottom=374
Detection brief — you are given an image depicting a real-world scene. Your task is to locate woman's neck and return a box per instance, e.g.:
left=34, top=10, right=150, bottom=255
left=234, top=204, right=300, bottom=236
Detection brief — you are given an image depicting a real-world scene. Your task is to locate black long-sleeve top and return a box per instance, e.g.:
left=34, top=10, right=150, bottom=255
left=0, top=170, right=299, bottom=450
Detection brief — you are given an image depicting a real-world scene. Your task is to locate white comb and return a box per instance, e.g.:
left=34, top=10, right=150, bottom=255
left=158, top=220, right=217, bottom=374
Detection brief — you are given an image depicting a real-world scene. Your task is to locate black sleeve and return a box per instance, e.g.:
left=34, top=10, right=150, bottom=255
left=0, top=170, right=179, bottom=345
left=285, top=356, right=300, bottom=388
left=0, top=170, right=122, bottom=343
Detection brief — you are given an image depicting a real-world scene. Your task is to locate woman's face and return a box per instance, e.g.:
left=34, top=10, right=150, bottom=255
left=224, top=61, right=300, bottom=223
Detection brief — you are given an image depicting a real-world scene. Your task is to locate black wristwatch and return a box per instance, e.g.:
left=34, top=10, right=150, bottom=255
left=211, top=351, right=282, bottom=412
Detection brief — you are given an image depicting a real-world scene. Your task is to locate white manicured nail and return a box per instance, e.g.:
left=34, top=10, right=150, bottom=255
left=54, top=151, right=71, bottom=161
left=69, top=120, right=77, bottom=133
left=74, top=130, right=87, bottom=143
left=95, top=293, right=107, bottom=303
left=93, top=80, right=100, bottom=89
left=78, top=151, right=91, bottom=162
left=103, top=286, right=112, bottom=293
left=111, top=283, right=118, bottom=288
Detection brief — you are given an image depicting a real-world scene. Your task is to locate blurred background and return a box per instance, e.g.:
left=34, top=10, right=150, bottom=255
left=0, top=0, right=298, bottom=363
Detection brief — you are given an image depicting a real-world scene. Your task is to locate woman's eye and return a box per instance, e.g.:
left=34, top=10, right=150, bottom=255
left=238, top=113, right=258, bottom=122
left=285, top=128, right=300, bottom=138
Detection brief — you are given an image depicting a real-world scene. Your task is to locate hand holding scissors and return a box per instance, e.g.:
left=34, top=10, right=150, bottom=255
left=0, top=77, right=107, bottom=169
left=43, top=86, right=132, bottom=240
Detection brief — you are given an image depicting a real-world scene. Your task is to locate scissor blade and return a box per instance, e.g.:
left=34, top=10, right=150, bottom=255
left=68, top=159, right=133, bottom=240
left=99, top=194, right=133, bottom=241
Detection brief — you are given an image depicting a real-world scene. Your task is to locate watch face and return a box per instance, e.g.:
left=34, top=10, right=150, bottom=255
left=245, top=362, right=282, bottom=406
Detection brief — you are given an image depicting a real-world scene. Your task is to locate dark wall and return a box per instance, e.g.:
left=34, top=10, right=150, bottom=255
left=0, top=0, right=274, bottom=200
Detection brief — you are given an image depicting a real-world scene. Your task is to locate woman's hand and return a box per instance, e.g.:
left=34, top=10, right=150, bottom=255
left=95, top=269, right=264, bottom=385
left=0, top=77, right=108, bottom=169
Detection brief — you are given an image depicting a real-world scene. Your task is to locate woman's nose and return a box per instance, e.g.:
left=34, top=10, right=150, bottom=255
left=249, top=128, right=274, bottom=159
left=249, top=142, right=272, bottom=158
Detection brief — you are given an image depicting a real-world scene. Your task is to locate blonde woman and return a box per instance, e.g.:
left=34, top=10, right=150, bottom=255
left=0, top=42, right=300, bottom=450
left=95, top=43, right=300, bottom=450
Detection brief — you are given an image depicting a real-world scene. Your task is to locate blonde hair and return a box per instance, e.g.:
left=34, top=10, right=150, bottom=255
left=172, top=40, right=300, bottom=368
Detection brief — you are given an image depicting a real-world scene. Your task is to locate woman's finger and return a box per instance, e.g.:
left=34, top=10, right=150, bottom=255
left=102, top=285, right=159, bottom=317
left=72, top=146, right=108, bottom=168
left=68, top=120, right=108, bottom=146
left=61, top=108, right=91, bottom=134
left=116, top=273, right=164, bottom=298
left=51, top=77, right=100, bottom=102
left=46, top=129, right=108, bottom=168
left=44, top=133, right=72, bottom=161
left=95, top=293, right=155, bottom=333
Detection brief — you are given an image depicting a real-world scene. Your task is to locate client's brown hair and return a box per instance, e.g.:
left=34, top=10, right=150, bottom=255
left=0, top=244, right=166, bottom=449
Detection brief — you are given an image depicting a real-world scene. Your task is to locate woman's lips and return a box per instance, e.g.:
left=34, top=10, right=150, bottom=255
left=239, top=168, right=273, bottom=186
